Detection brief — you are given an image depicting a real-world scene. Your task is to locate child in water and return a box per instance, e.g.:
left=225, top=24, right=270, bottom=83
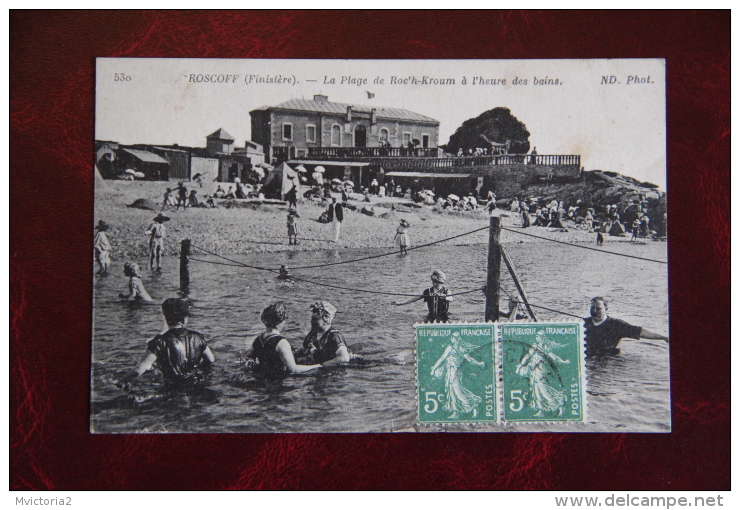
left=287, top=210, right=300, bottom=245
left=392, top=269, right=452, bottom=322
left=119, top=262, right=154, bottom=302
left=146, top=214, right=168, bottom=271
left=94, top=220, right=111, bottom=275
left=394, top=219, right=411, bottom=255
left=277, top=265, right=292, bottom=280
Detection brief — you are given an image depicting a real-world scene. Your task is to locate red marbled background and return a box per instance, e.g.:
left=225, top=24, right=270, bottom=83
left=10, top=11, right=729, bottom=490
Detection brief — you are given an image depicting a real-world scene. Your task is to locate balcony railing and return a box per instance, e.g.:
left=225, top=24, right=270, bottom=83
left=272, top=145, right=580, bottom=169
left=366, top=154, right=581, bottom=169
left=306, top=147, right=441, bottom=159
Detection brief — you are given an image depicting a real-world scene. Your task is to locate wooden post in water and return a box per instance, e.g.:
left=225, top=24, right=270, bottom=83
left=180, top=239, right=191, bottom=293
left=485, top=216, right=502, bottom=322
left=500, top=245, right=539, bottom=322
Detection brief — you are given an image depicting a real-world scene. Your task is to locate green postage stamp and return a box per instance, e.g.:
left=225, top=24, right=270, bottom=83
left=416, top=324, right=497, bottom=424
left=499, top=322, right=586, bottom=423
left=416, top=321, right=586, bottom=426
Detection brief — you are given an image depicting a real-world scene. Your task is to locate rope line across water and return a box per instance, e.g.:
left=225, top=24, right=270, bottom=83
left=502, top=227, right=668, bottom=264
left=271, top=224, right=491, bottom=270
left=189, top=244, right=488, bottom=298
left=499, top=286, right=583, bottom=319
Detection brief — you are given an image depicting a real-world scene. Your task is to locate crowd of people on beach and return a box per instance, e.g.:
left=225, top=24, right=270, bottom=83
left=505, top=195, right=659, bottom=241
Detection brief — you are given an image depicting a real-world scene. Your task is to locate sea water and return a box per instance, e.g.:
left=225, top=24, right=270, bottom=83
left=90, top=241, right=669, bottom=433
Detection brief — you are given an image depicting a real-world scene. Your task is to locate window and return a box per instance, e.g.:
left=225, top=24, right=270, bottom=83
left=331, top=124, right=342, bottom=146
left=306, top=124, right=316, bottom=143
left=379, top=128, right=389, bottom=142
left=403, top=132, right=411, bottom=146
left=282, top=123, right=293, bottom=141
left=422, top=134, right=430, bottom=148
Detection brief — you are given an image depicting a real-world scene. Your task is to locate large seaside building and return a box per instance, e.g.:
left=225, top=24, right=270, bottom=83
left=249, top=94, right=441, bottom=160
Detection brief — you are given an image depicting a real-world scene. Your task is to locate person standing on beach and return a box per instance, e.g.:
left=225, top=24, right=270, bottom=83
left=287, top=210, right=300, bottom=246
left=370, top=178, right=379, bottom=195
left=161, top=188, right=174, bottom=211
left=118, top=298, right=215, bottom=389
left=146, top=213, right=168, bottom=271
left=394, top=219, right=411, bottom=255
left=584, top=209, right=594, bottom=232
left=392, top=269, right=452, bottom=323
left=584, top=297, right=668, bottom=358
left=94, top=220, right=112, bottom=276
left=286, top=185, right=298, bottom=211
left=326, top=197, right=344, bottom=243
left=521, top=201, right=531, bottom=228
left=176, top=182, right=188, bottom=210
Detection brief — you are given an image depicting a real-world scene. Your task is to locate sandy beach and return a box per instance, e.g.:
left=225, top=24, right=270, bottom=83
left=95, top=180, right=635, bottom=260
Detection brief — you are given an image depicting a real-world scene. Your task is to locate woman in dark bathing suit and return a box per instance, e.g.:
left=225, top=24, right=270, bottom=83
left=246, top=303, right=321, bottom=379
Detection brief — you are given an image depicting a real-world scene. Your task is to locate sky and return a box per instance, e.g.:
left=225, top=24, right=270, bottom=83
left=97, top=58, right=666, bottom=188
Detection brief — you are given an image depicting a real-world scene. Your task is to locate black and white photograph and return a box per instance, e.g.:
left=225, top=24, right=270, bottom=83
left=91, top=58, right=668, bottom=433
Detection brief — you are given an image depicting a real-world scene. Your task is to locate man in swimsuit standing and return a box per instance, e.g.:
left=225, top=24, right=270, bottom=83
left=584, top=297, right=668, bottom=357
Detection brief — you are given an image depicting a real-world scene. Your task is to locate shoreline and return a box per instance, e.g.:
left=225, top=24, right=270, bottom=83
left=96, top=180, right=662, bottom=260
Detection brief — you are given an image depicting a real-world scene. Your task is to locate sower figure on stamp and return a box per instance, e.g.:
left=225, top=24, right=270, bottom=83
left=584, top=297, right=668, bottom=358
left=515, top=330, right=570, bottom=417
left=430, top=331, right=485, bottom=419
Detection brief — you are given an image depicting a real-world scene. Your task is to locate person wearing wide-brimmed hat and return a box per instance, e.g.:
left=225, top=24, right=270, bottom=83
left=394, top=219, right=411, bottom=255
left=392, top=269, right=453, bottom=323
left=94, top=220, right=112, bottom=275
left=146, top=214, right=169, bottom=271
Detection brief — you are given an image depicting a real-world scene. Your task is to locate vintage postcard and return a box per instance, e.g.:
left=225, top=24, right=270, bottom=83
left=92, top=58, right=668, bottom=433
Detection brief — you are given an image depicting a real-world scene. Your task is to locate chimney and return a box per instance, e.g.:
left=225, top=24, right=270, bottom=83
left=313, top=94, right=328, bottom=102
left=346, top=106, right=352, bottom=122
left=371, top=108, right=377, bottom=125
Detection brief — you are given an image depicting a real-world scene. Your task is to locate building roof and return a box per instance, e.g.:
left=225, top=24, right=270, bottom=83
left=121, top=148, right=169, bottom=164
left=152, top=146, right=189, bottom=153
left=206, top=128, right=235, bottom=141
left=252, top=97, right=439, bottom=124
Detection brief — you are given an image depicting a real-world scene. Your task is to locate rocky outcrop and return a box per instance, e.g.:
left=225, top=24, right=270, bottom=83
left=497, top=170, right=667, bottom=236
left=500, top=170, right=661, bottom=206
